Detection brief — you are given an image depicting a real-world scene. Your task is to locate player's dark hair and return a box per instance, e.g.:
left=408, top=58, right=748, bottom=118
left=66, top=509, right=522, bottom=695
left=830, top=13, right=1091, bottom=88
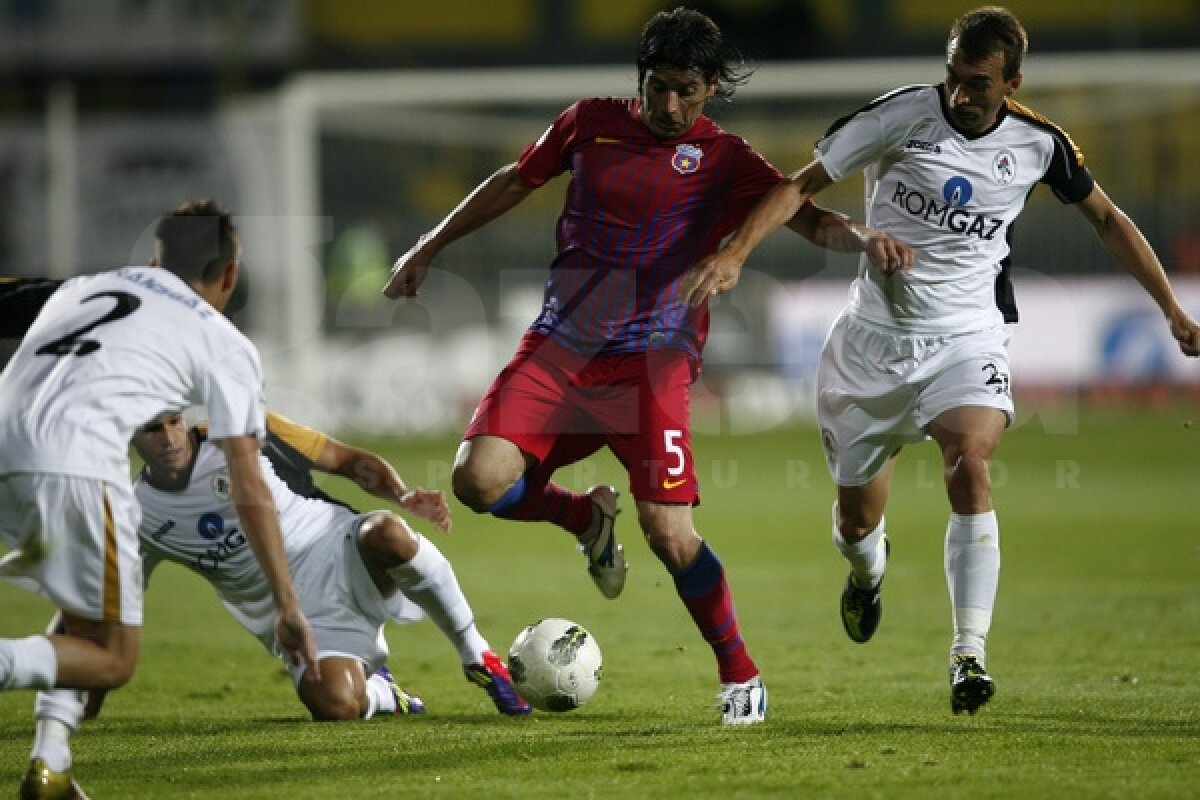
left=637, top=6, right=751, bottom=102
left=154, top=199, right=238, bottom=285
left=948, top=6, right=1028, bottom=80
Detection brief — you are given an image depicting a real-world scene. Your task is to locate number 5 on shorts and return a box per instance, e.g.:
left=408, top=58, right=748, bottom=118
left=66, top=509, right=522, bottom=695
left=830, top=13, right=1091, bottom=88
left=662, top=429, right=687, bottom=489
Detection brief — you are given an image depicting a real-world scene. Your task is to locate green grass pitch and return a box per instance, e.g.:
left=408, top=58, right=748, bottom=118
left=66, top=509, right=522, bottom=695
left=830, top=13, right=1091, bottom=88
left=1, top=406, right=1197, bottom=798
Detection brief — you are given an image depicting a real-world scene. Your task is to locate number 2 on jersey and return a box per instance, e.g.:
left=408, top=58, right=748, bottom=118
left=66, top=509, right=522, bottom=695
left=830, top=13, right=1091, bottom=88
left=36, top=290, right=142, bottom=357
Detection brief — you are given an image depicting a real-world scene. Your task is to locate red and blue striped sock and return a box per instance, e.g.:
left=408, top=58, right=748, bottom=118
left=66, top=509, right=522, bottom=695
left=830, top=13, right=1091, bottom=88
left=490, top=476, right=593, bottom=536
left=673, top=542, right=758, bottom=684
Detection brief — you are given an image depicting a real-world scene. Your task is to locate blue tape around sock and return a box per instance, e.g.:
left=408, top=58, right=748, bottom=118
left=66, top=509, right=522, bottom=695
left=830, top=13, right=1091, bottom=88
left=673, top=541, right=723, bottom=598
left=487, top=474, right=527, bottom=516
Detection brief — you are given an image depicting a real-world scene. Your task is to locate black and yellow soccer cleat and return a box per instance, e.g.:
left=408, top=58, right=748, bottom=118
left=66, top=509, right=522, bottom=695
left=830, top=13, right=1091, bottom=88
left=950, top=653, right=996, bottom=715
left=839, top=536, right=889, bottom=643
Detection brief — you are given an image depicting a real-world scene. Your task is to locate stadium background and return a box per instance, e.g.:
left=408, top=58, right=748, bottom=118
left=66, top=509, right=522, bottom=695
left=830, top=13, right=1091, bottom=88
left=1, top=0, right=1198, bottom=437
left=1, top=4, right=1198, bottom=798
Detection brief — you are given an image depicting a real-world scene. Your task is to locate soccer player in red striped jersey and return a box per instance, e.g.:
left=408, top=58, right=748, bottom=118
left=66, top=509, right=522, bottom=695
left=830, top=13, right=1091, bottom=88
left=384, top=6, right=909, bottom=725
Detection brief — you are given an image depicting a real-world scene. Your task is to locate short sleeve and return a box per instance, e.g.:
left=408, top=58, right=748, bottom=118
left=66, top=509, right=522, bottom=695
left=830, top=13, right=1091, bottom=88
left=516, top=101, right=582, bottom=188
left=265, top=411, right=328, bottom=461
left=200, top=337, right=266, bottom=442
left=815, top=105, right=890, bottom=182
left=714, top=138, right=784, bottom=239
left=1042, top=135, right=1094, bottom=204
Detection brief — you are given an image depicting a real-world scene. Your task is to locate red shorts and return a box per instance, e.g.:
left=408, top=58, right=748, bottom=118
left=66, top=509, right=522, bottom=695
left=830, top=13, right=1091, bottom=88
left=464, top=331, right=700, bottom=504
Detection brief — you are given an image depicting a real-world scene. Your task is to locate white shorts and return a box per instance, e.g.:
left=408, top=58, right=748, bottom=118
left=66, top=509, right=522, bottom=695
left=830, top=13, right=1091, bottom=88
left=817, top=313, right=1015, bottom=487
left=0, top=473, right=143, bottom=625
left=282, top=511, right=425, bottom=684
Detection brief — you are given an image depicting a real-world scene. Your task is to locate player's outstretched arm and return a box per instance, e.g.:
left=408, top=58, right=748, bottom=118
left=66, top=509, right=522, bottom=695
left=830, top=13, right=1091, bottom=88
left=680, top=160, right=833, bottom=307
left=1078, top=184, right=1200, bottom=356
left=313, top=435, right=452, bottom=533
left=382, top=162, right=535, bottom=298
left=220, top=434, right=320, bottom=677
left=788, top=206, right=915, bottom=276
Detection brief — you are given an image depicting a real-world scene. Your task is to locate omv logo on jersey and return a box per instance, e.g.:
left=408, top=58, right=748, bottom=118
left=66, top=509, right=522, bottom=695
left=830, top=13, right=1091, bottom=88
left=198, top=512, right=225, bottom=540
left=943, top=176, right=973, bottom=206
left=194, top=512, right=246, bottom=572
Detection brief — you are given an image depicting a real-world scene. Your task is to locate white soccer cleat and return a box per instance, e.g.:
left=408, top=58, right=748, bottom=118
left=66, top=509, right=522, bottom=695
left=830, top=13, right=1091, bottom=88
left=578, top=485, right=627, bottom=599
left=719, top=675, right=767, bottom=726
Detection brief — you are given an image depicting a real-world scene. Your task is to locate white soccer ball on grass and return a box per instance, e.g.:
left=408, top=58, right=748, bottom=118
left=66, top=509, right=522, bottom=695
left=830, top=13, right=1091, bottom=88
left=507, top=617, right=602, bottom=712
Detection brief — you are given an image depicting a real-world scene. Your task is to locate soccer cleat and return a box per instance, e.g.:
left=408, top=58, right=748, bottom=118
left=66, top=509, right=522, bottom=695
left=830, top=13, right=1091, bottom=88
left=950, top=654, right=995, bottom=715
left=719, top=675, right=767, bottom=726
left=578, top=484, right=627, bottom=599
left=839, top=535, right=890, bottom=643
left=463, top=650, right=532, bottom=716
left=18, top=758, right=89, bottom=800
left=375, top=665, right=426, bottom=715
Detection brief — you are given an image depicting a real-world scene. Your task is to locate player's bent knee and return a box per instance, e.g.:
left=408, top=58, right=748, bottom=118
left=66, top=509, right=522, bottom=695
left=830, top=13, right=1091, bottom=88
left=307, top=695, right=363, bottom=721
left=451, top=464, right=503, bottom=512
left=60, top=616, right=141, bottom=688
left=945, top=451, right=993, bottom=510
left=300, top=676, right=365, bottom=721
left=92, top=653, right=137, bottom=689
left=947, top=451, right=991, bottom=486
left=836, top=508, right=884, bottom=541
left=359, top=511, right=419, bottom=562
left=636, top=507, right=699, bottom=572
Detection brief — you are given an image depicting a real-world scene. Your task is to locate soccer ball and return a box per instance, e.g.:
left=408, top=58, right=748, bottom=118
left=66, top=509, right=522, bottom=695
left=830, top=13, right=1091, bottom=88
left=507, top=618, right=602, bottom=712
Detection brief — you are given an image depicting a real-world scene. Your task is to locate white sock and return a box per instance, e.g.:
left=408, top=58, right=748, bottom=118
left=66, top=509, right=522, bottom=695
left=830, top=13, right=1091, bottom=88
left=0, top=635, right=57, bottom=690
left=944, top=511, right=1001, bottom=662
left=386, top=534, right=490, bottom=665
left=32, top=690, right=83, bottom=771
left=831, top=506, right=888, bottom=589
left=363, top=673, right=396, bottom=719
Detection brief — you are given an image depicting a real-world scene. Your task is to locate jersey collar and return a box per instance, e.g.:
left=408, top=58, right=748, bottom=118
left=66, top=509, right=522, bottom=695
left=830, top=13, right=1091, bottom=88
left=937, top=83, right=1009, bottom=140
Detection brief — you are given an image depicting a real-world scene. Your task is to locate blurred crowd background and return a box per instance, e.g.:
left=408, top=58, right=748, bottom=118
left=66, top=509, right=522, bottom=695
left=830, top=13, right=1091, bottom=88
left=1, top=0, right=1198, bottom=433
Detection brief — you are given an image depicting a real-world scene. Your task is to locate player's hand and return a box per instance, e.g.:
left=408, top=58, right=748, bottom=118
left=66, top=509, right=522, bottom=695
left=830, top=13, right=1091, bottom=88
left=864, top=232, right=915, bottom=276
left=1168, top=309, right=1200, bottom=357
left=401, top=487, right=452, bottom=533
left=382, top=242, right=434, bottom=299
left=680, top=249, right=746, bottom=308
left=275, top=603, right=320, bottom=680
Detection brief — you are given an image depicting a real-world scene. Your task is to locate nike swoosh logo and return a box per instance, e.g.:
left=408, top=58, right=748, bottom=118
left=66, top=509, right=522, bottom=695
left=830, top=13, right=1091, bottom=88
left=661, top=477, right=686, bottom=490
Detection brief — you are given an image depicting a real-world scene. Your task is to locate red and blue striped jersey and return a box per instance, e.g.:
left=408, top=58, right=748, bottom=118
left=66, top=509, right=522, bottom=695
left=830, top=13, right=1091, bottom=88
left=517, top=97, right=783, bottom=360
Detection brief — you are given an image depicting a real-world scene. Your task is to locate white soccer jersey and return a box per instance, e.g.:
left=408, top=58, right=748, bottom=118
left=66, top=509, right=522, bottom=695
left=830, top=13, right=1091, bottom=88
left=0, top=268, right=265, bottom=483
left=136, top=437, right=342, bottom=646
left=815, top=84, right=1094, bottom=333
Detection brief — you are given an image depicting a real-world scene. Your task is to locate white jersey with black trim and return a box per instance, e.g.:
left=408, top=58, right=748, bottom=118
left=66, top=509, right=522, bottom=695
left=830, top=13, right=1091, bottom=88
left=815, top=84, right=1094, bottom=333
left=0, top=267, right=265, bottom=483
left=136, top=438, right=343, bottom=646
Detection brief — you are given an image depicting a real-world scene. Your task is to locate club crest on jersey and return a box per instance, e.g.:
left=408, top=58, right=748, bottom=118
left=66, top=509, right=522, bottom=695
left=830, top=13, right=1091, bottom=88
left=211, top=472, right=231, bottom=501
left=992, top=150, right=1016, bottom=185
left=672, top=144, right=703, bottom=174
